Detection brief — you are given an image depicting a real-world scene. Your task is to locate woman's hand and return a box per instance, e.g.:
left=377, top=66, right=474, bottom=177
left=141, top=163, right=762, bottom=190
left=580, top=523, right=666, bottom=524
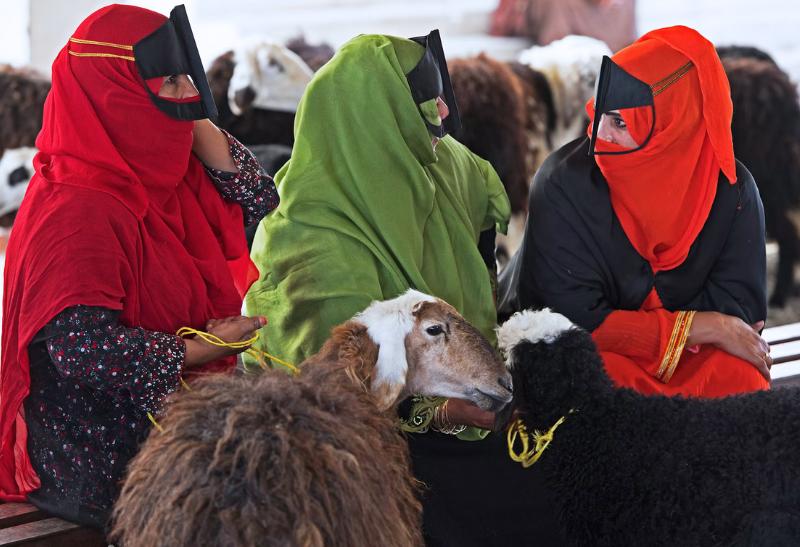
left=183, top=315, right=266, bottom=368
left=442, top=398, right=498, bottom=430
left=687, top=311, right=771, bottom=381
left=191, top=119, right=237, bottom=172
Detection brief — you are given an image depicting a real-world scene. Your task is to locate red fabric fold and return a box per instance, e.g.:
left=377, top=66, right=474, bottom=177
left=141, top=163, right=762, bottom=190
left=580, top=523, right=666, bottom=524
left=1, top=4, right=254, bottom=500
left=592, top=289, right=768, bottom=397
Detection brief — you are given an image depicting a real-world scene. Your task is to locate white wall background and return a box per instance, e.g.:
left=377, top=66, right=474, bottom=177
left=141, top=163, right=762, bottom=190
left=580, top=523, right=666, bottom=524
left=1, top=0, right=799, bottom=80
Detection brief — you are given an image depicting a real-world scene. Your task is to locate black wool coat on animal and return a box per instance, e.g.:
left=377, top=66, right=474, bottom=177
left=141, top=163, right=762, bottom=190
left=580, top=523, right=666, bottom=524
left=498, top=138, right=767, bottom=331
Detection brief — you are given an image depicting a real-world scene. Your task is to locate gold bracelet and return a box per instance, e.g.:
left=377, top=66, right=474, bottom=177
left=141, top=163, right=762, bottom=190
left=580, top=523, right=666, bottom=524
left=431, top=399, right=467, bottom=435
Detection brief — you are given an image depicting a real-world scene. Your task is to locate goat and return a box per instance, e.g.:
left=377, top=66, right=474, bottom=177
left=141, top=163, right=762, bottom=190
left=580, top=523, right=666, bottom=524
left=496, top=308, right=800, bottom=546
left=0, top=65, right=50, bottom=158
left=718, top=47, right=800, bottom=307
left=517, top=35, right=611, bottom=152
left=112, top=290, right=511, bottom=546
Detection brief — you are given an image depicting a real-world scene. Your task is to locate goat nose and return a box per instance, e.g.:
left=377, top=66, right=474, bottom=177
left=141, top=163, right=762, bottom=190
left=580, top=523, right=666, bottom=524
left=234, top=86, right=256, bottom=110
left=498, top=374, right=513, bottom=392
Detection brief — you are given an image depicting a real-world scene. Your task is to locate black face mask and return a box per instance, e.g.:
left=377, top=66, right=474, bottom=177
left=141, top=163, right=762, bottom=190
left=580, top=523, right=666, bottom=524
left=133, top=5, right=217, bottom=121
left=588, top=55, right=656, bottom=156
left=589, top=55, right=696, bottom=156
left=405, top=30, right=461, bottom=138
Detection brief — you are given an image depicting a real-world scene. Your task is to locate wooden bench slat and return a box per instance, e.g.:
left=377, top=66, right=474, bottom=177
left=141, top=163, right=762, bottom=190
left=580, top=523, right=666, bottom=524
left=770, top=339, right=800, bottom=365
left=772, top=359, right=800, bottom=380
left=0, top=517, right=105, bottom=547
left=0, top=505, right=42, bottom=529
left=763, top=323, right=800, bottom=344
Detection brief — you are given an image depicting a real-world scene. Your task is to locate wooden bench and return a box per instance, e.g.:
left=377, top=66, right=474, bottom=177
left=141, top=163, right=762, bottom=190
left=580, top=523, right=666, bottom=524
left=0, top=503, right=106, bottom=546
left=764, top=321, right=800, bottom=388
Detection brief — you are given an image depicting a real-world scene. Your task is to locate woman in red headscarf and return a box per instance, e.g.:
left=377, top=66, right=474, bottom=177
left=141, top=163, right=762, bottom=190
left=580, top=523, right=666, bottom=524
left=0, top=4, right=279, bottom=528
left=499, top=26, right=771, bottom=397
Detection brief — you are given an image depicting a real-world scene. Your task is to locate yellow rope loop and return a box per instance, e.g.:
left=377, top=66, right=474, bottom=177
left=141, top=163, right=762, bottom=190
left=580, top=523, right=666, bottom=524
left=146, top=326, right=300, bottom=434
left=176, top=327, right=258, bottom=349
left=506, top=413, right=571, bottom=468
left=176, top=326, right=299, bottom=374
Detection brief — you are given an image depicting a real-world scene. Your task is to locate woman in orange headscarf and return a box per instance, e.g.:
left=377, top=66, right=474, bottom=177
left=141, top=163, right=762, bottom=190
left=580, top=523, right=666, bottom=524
left=499, top=26, right=771, bottom=397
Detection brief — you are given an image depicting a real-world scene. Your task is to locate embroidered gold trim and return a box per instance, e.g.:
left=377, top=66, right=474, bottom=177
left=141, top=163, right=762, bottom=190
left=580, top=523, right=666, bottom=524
left=69, top=37, right=133, bottom=51
left=656, top=310, right=696, bottom=383
left=651, top=61, right=694, bottom=97
left=68, top=51, right=136, bottom=62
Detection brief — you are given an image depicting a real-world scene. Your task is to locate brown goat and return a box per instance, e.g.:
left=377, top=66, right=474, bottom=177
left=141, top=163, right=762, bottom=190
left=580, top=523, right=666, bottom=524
left=112, top=290, right=510, bottom=547
left=0, top=65, right=50, bottom=158
left=449, top=54, right=531, bottom=216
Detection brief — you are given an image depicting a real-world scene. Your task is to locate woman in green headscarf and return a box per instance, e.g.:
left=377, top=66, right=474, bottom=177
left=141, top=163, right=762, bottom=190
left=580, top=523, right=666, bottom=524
left=246, top=32, right=508, bottom=361
left=246, top=32, right=565, bottom=546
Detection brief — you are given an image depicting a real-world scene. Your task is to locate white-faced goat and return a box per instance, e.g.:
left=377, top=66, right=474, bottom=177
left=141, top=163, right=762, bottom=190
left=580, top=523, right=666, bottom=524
left=112, top=290, right=511, bottom=547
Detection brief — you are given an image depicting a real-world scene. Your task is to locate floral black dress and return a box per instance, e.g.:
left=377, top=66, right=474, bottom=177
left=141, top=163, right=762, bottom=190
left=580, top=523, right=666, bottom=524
left=23, top=132, right=279, bottom=528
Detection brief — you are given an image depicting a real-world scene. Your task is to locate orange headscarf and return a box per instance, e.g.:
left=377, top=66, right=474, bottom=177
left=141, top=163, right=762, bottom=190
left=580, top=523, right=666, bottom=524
left=586, top=26, right=736, bottom=272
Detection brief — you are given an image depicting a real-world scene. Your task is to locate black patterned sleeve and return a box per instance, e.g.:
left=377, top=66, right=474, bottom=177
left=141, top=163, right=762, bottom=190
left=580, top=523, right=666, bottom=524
left=204, top=129, right=280, bottom=226
left=44, top=305, right=185, bottom=414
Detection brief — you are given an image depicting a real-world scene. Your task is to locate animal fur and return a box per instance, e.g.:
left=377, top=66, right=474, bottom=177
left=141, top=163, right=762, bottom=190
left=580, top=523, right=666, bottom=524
left=497, top=308, right=800, bottom=546
left=518, top=35, right=611, bottom=151
left=206, top=50, right=296, bottom=147
left=719, top=48, right=800, bottom=306
left=206, top=38, right=332, bottom=148
left=0, top=65, right=50, bottom=158
left=449, top=54, right=531, bottom=215
left=286, top=35, right=335, bottom=73
left=111, top=370, right=422, bottom=547
left=113, top=291, right=510, bottom=547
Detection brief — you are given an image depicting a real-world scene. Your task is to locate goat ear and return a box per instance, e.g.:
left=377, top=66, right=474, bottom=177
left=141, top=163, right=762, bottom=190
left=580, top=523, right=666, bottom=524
left=411, top=299, right=433, bottom=317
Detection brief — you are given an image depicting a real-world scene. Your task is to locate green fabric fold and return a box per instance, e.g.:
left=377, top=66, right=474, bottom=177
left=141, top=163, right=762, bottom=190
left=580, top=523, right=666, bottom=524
left=245, top=34, right=510, bottom=437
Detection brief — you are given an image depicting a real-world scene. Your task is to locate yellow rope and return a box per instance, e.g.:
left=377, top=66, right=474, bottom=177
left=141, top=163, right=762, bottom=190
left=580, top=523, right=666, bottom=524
left=147, top=411, right=165, bottom=433
left=507, top=411, right=573, bottom=468
left=176, top=326, right=299, bottom=374
left=147, top=325, right=300, bottom=434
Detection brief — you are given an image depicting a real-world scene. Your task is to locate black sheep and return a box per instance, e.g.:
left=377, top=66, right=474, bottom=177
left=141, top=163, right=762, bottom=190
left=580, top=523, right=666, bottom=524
left=497, top=308, right=800, bottom=547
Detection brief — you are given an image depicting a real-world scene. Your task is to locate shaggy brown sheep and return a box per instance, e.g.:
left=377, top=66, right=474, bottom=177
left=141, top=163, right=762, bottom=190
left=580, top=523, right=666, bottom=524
left=720, top=51, right=800, bottom=306
left=112, top=290, right=511, bottom=547
left=111, top=370, right=421, bottom=547
left=0, top=65, right=50, bottom=158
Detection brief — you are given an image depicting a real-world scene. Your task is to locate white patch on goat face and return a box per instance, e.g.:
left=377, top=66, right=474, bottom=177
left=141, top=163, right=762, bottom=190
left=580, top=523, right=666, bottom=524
left=496, top=309, right=574, bottom=367
left=228, top=41, right=313, bottom=114
left=354, top=290, right=438, bottom=400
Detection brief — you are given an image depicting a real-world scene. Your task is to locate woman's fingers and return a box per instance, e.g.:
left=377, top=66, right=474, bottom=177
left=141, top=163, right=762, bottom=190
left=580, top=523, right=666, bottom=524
left=750, top=320, right=765, bottom=332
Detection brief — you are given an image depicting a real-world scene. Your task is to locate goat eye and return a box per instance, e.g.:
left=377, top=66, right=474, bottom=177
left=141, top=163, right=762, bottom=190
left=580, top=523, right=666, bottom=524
left=426, top=325, right=444, bottom=336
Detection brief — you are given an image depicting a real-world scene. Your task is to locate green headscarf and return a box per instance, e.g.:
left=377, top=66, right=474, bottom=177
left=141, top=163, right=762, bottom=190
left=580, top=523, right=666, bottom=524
left=246, top=33, right=510, bottom=369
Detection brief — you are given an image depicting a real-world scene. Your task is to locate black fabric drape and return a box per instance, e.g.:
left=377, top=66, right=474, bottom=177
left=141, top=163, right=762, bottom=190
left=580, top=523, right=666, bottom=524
left=498, top=138, right=766, bottom=329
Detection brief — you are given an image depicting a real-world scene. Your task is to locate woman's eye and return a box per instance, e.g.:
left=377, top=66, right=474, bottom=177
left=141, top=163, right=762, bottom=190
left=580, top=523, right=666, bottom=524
left=166, top=74, right=178, bottom=84
left=426, top=325, right=444, bottom=336
left=613, top=117, right=627, bottom=129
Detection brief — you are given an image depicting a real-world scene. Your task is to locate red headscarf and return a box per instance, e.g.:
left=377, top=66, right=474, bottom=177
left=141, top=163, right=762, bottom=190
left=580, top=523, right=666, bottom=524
left=0, top=4, right=256, bottom=500
left=587, top=26, right=736, bottom=272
